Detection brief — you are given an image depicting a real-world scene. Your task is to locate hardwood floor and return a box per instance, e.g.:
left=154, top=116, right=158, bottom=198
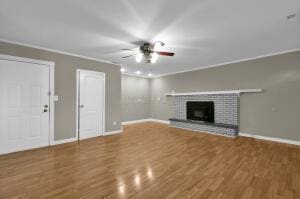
left=0, top=122, right=299, bottom=199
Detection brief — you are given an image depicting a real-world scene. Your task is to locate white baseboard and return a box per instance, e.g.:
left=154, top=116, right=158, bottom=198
left=122, top=119, right=151, bottom=125
left=122, top=118, right=170, bottom=125
left=239, top=133, right=300, bottom=146
left=105, top=129, right=122, bottom=136
left=149, top=119, right=170, bottom=124
left=51, top=137, right=78, bottom=145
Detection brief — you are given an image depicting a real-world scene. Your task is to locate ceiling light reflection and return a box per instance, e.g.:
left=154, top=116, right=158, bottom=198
left=119, top=185, right=125, bottom=194
left=147, top=169, right=153, bottom=179
left=134, top=175, right=140, bottom=186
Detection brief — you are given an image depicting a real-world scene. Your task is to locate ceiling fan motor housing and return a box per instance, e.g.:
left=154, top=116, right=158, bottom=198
left=140, top=43, right=152, bottom=54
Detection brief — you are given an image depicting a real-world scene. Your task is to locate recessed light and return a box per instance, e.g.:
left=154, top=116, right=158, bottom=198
left=135, top=71, right=141, bottom=75
left=120, top=67, right=126, bottom=72
left=148, top=73, right=153, bottom=77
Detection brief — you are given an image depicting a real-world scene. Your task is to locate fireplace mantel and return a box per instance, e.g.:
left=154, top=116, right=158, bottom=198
left=165, top=89, right=263, bottom=96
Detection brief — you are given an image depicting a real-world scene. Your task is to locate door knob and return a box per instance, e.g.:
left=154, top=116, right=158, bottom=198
left=80, top=105, right=84, bottom=108
left=43, top=109, right=48, bottom=113
left=44, top=105, right=48, bottom=108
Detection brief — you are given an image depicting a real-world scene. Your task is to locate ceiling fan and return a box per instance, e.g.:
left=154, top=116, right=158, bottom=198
left=121, top=41, right=175, bottom=63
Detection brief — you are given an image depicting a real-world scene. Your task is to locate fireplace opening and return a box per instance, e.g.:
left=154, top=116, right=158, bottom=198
left=186, top=101, right=214, bottom=122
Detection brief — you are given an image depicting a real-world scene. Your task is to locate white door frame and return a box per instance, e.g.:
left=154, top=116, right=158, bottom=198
left=0, top=54, right=55, bottom=145
left=76, top=69, right=105, bottom=140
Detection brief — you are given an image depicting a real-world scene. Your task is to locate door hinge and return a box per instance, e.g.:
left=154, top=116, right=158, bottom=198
left=48, top=91, right=51, bottom=96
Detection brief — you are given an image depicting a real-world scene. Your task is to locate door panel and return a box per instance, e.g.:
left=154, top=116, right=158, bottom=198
left=7, top=85, right=20, bottom=107
left=7, top=117, right=20, bottom=140
left=30, top=116, right=41, bottom=137
left=0, top=59, right=50, bottom=154
left=79, top=70, right=104, bottom=140
left=30, top=86, right=41, bottom=107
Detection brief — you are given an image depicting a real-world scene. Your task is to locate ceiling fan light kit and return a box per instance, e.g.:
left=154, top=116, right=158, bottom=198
left=151, top=52, right=159, bottom=63
left=135, top=52, right=143, bottom=63
left=122, top=41, right=175, bottom=64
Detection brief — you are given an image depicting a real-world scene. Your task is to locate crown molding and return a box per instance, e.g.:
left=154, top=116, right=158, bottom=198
left=154, top=48, right=300, bottom=78
left=0, top=38, right=121, bottom=66
left=122, top=72, right=151, bottom=78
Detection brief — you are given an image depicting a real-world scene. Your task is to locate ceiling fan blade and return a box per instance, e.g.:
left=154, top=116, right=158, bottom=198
left=121, top=48, right=137, bottom=51
left=153, top=51, right=175, bottom=56
left=122, top=54, right=136, bottom=58
left=131, top=40, right=146, bottom=46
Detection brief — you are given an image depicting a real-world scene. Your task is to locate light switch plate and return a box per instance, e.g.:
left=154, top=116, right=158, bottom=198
left=54, top=95, right=59, bottom=101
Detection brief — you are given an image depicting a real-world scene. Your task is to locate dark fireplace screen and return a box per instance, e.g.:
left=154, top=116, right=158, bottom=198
left=186, top=101, right=214, bottom=122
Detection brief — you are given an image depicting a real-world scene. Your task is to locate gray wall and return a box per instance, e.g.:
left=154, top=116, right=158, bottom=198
left=3, top=40, right=299, bottom=142
left=121, top=75, right=151, bottom=122
left=0, top=41, right=121, bottom=141
left=151, top=51, right=300, bottom=141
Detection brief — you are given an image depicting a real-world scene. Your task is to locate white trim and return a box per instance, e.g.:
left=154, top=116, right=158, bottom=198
left=154, top=48, right=300, bottom=77
left=171, top=126, right=235, bottom=138
left=150, top=119, right=170, bottom=124
left=122, top=119, right=152, bottom=125
left=105, top=129, right=122, bottom=136
left=49, top=63, right=55, bottom=145
left=51, top=137, right=78, bottom=145
left=239, top=133, right=300, bottom=146
left=165, top=89, right=263, bottom=96
left=122, top=72, right=151, bottom=79
left=122, top=118, right=170, bottom=125
left=0, top=54, right=56, bottom=146
left=0, top=38, right=121, bottom=66
left=76, top=70, right=80, bottom=141
left=76, top=69, right=106, bottom=140
left=0, top=54, right=54, bottom=66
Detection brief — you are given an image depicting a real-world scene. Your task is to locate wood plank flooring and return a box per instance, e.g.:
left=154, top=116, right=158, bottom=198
left=0, top=122, right=299, bottom=199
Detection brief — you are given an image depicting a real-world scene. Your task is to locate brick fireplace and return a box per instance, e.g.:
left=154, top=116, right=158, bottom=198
left=169, top=93, right=239, bottom=136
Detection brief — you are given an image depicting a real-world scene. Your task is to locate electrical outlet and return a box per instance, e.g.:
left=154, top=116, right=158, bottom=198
left=113, top=121, right=117, bottom=126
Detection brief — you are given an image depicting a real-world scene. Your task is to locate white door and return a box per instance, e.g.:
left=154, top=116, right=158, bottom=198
left=0, top=59, right=50, bottom=154
left=78, top=70, right=105, bottom=140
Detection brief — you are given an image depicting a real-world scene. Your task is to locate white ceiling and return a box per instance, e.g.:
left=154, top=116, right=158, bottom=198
left=0, top=0, right=300, bottom=77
